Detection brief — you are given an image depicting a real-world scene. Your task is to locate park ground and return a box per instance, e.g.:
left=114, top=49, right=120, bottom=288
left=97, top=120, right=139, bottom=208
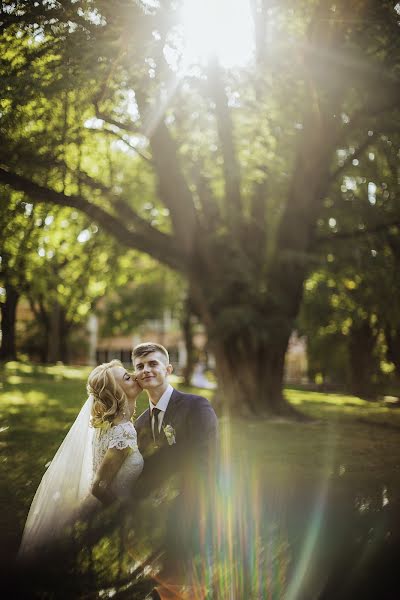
left=1, top=362, right=400, bottom=598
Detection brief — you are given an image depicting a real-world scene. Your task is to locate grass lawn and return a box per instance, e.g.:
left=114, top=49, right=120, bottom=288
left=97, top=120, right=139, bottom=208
left=1, top=361, right=400, bottom=597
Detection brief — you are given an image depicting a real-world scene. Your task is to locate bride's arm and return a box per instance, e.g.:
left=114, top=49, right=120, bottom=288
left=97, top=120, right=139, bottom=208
left=91, top=447, right=131, bottom=506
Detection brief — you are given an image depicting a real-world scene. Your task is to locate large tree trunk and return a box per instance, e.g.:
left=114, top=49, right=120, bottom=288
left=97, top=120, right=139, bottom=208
left=189, top=266, right=306, bottom=417
left=210, top=334, right=296, bottom=417
left=0, top=284, right=19, bottom=362
left=184, top=217, right=315, bottom=416
left=348, top=319, right=379, bottom=399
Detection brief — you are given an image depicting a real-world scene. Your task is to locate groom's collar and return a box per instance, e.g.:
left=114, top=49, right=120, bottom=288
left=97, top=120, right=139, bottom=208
left=148, top=384, right=174, bottom=414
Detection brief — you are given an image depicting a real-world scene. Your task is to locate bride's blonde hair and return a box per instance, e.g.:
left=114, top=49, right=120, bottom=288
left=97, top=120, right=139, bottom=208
left=87, top=360, right=127, bottom=429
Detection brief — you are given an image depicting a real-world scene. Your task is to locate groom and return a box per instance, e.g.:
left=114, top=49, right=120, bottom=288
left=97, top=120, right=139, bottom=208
left=132, top=342, right=218, bottom=583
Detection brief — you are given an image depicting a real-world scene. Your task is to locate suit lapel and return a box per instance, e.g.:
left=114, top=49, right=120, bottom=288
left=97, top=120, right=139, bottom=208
left=139, top=389, right=180, bottom=452
left=162, top=388, right=180, bottom=427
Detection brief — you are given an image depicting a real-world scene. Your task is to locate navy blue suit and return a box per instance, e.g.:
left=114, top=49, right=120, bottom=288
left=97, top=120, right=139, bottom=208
left=134, top=388, right=218, bottom=575
left=134, top=388, right=218, bottom=493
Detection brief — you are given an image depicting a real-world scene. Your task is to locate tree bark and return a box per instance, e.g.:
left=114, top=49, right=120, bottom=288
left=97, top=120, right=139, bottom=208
left=348, top=319, right=379, bottom=399
left=210, top=331, right=300, bottom=418
left=385, top=326, right=400, bottom=379
left=46, top=303, right=71, bottom=363
left=59, top=311, right=71, bottom=364
left=181, top=298, right=196, bottom=387
left=0, top=284, right=19, bottom=362
left=178, top=215, right=316, bottom=417
left=46, top=302, right=61, bottom=363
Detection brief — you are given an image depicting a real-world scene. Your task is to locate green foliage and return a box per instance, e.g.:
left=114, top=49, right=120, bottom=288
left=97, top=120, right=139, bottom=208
left=98, top=256, right=184, bottom=336
left=1, top=1, right=400, bottom=412
left=299, top=123, right=400, bottom=394
left=0, top=193, right=126, bottom=360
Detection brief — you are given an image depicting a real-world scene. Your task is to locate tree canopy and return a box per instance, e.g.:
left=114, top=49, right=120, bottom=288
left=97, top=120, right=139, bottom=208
left=1, top=0, right=399, bottom=414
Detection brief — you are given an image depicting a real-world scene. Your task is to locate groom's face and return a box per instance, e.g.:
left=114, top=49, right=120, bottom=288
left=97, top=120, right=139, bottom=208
left=133, top=351, right=172, bottom=390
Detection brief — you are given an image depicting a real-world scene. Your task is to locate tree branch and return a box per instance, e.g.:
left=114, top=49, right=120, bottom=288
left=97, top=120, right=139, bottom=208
left=269, top=0, right=345, bottom=306
left=0, top=150, right=170, bottom=245
left=93, top=101, right=142, bottom=136
left=93, top=33, right=199, bottom=255
left=316, top=220, right=400, bottom=243
left=135, top=89, right=198, bottom=254
left=207, top=58, right=242, bottom=226
left=250, top=0, right=269, bottom=67
left=330, top=133, right=376, bottom=183
left=343, top=93, right=400, bottom=141
left=250, top=173, right=268, bottom=233
left=99, top=126, right=153, bottom=163
left=0, top=166, right=184, bottom=271
left=190, top=163, right=221, bottom=228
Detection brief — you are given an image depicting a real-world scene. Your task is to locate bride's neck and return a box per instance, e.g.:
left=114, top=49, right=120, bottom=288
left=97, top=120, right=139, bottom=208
left=126, top=397, right=136, bottom=419
left=113, top=398, right=136, bottom=425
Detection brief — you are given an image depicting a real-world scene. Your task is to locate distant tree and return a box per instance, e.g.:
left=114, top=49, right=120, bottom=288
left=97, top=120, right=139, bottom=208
left=0, top=193, right=51, bottom=361
left=0, top=194, right=125, bottom=363
left=1, top=1, right=399, bottom=414
left=98, top=255, right=183, bottom=338
left=23, top=210, right=121, bottom=363
left=299, top=269, right=384, bottom=398
left=300, top=126, right=400, bottom=397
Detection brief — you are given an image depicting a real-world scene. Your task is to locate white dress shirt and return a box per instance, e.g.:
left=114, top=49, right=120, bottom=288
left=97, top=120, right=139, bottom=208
left=149, top=384, right=174, bottom=438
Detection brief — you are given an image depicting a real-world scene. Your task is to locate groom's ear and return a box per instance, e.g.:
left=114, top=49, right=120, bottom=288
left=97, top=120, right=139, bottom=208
left=167, top=364, right=173, bottom=375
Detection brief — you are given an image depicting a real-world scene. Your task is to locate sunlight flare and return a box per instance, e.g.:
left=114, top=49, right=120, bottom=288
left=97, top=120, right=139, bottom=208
left=180, top=0, right=254, bottom=68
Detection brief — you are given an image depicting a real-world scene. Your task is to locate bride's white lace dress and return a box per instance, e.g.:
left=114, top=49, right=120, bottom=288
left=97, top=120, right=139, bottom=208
left=18, top=403, right=143, bottom=560
left=92, top=421, right=144, bottom=499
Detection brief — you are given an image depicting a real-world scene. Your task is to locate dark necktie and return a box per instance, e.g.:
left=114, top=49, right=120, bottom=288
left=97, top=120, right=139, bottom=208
left=152, top=407, right=161, bottom=443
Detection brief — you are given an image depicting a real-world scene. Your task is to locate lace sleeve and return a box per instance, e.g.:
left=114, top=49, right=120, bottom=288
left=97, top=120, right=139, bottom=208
left=108, top=422, right=138, bottom=451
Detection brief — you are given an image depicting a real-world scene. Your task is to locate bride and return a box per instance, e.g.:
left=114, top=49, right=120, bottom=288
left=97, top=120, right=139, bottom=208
left=18, top=360, right=144, bottom=561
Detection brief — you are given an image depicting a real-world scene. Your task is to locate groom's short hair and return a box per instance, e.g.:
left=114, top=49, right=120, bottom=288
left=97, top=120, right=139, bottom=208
left=132, top=342, right=169, bottom=364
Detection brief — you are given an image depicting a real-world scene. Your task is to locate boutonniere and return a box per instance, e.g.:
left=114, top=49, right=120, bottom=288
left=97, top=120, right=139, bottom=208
left=163, top=424, right=176, bottom=445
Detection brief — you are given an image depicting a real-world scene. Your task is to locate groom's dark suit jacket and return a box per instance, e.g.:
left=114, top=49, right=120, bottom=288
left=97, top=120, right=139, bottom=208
left=133, top=388, right=219, bottom=565
left=134, top=388, right=218, bottom=496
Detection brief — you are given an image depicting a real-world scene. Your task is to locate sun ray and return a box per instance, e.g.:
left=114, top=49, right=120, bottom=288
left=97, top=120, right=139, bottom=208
left=180, top=0, right=254, bottom=69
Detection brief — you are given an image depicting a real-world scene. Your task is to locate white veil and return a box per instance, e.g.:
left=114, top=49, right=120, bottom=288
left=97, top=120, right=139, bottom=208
left=18, top=395, right=95, bottom=560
